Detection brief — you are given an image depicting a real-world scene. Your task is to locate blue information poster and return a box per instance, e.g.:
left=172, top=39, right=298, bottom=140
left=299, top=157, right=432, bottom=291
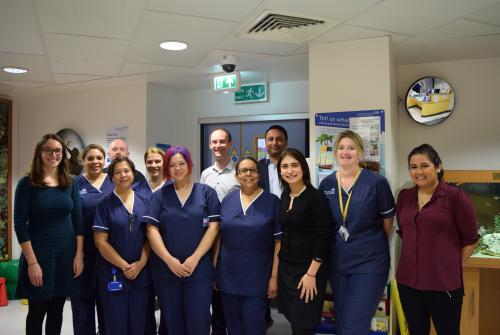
left=315, top=110, right=386, bottom=185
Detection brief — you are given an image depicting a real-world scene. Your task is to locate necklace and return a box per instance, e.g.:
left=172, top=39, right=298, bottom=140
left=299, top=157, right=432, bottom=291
left=417, top=190, right=433, bottom=208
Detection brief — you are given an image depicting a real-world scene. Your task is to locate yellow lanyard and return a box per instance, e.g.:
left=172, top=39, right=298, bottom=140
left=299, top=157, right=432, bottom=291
left=337, top=168, right=362, bottom=225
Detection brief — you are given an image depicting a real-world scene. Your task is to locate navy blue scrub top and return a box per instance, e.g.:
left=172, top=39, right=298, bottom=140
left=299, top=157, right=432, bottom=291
left=318, top=169, right=395, bottom=274
left=132, top=178, right=172, bottom=201
left=217, top=190, right=282, bottom=297
left=93, top=191, right=150, bottom=289
left=142, top=182, right=221, bottom=282
left=77, top=174, right=114, bottom=261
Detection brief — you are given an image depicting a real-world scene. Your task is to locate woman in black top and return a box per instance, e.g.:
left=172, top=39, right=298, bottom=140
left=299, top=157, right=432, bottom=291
left=277, top=148, right=334, bottom=335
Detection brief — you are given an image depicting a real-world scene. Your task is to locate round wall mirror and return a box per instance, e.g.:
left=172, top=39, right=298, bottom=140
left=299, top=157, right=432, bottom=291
left=405, top=76, right=455, bottom=126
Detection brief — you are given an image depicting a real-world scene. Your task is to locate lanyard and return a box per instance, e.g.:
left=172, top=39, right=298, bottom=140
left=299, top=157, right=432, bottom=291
left=337, top=168, right=362, bottom=225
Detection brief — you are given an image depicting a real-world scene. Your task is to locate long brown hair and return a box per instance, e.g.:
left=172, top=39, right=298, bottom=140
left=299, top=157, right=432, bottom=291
left=28, top=134, right=72, bottom=188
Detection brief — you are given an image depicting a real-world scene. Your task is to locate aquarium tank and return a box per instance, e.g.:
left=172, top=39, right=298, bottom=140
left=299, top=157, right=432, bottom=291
left=453, top=182, right=500, bottom=258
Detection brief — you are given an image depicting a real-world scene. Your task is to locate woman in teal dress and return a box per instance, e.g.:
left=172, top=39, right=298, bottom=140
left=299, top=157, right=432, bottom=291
left=14, top=133, right=84, bottom=335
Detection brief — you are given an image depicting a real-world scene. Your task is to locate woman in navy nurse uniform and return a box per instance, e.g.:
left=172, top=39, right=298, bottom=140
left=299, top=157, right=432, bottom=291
left=318, top=130, right=395, bottom=335
left=93, top=157, right=151, bottom=335
left=133, top=147, right=171, bottom=335
left=216, top=156, right=282, bottom=335
left=144, top=146, right=220, bottom=335
left=71, top=144, right=113, bottom=335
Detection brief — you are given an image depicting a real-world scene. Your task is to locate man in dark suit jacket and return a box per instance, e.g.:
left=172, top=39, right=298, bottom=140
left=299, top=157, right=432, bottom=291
left=258, top=125, right=288, bottom=196
left=258, top=124, right=288, bottom=329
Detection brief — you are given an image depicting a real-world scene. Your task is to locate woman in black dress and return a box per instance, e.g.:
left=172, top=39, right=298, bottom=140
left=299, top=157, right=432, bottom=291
left=277, top=148, right=334, bottom=335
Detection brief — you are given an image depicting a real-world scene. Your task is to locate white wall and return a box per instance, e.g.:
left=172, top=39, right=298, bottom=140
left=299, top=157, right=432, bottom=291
left=309, top=37, right=399, bottom=188
left=147, top=80, right=309, bottom=177
left=397, top=57, right=500, bottom=188
left=9, top=79, right=148, bottom=258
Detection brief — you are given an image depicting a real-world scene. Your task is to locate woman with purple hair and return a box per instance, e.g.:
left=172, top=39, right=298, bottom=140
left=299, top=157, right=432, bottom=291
left=143, top=146, right=221, bottom=335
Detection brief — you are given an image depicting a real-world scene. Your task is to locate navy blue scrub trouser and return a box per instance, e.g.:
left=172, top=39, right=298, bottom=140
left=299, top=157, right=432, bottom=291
left=155, top=279, right=212, bottom=335
left=221, top=292, right=267, bottom=335
left=332, top=272, right=387, bottom=335
left=71, top=265, right=106, bottom=335
left=99, top=285, right=149, bottom=335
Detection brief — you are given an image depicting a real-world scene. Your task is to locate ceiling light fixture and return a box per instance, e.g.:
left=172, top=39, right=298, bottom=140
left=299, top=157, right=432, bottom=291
left=159, top=41, right=188, bottom=51
left=2, top=66, right=29, bottom=74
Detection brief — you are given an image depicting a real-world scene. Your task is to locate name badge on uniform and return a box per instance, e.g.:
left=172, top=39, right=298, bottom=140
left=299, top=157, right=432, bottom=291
left=108, top=267, right=123, bottom=292
left=202, top=217, right=209, bottom=227
left=338, top=225, right=350, bottom=242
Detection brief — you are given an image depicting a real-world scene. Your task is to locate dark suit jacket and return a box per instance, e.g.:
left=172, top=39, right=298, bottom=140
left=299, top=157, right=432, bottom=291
left=258, top=158, right=270, bottom=192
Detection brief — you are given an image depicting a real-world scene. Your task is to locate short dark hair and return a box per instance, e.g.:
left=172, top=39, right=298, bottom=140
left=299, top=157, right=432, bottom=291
left=408, top=143, right=444, bottom=181
left=277, top=148, right=311, bottom=192
left=28, top=134, right=72, bottom=188
left=235, top=156, right=260, bottom=176
left=210, top=128, right=232, bottom=143
left=107, top=157, right=136, bottom=180
left=82, top=144, right=105, bottom=160
left=265, top=125, right=288, bottom=141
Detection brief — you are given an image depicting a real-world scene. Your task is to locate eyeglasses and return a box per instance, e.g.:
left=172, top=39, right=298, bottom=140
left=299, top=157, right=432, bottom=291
left=238, top=168, right=258, bottom=175
left=128, top=214, right=136, bottom=232
left=41, top=148, right=63, bottom=156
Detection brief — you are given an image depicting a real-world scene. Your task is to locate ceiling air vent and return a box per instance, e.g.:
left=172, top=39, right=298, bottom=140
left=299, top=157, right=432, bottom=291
left=239, top=10, right=334, bottom=44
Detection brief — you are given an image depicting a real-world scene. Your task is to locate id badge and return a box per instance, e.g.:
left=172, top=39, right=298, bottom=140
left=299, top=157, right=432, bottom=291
left=338, top=225, right=350, bottom=242
left=107, top=280, right=123, bottom=292
left=202, top=217, right=209, bottom=227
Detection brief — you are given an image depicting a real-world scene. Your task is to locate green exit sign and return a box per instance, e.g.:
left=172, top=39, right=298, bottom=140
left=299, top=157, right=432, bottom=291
left=234, top=82, right=268, bottom=103
left=213, top=72, right=240, bottom=93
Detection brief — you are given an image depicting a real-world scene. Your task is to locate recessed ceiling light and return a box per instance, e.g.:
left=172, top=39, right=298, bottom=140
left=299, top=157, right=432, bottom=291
left=2, top=66, right=29, bottom=74
left=160, top=41, right=188, bottom=51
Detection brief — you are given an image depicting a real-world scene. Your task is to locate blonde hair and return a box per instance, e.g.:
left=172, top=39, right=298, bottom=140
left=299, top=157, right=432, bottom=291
left=144, top=147, right=165, bottom=163
left=334, top=130, right=364, bottom=157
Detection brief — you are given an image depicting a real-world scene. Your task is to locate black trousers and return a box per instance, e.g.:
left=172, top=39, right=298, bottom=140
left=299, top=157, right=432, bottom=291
left=26, top=297, right=66, bottom=335
left=398, top=283, right=463, bottom=335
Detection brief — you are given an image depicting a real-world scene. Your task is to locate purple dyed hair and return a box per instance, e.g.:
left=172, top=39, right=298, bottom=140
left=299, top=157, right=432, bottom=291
left=163, top=145, right=193, bottom=179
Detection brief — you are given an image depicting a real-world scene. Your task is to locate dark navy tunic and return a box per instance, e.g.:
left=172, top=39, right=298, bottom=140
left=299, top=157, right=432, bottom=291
left=133, top=178, right=172, bottom=201
left=93, top=191, right=150, bottom=289
left=318, top=169, right=395, bottom=274
left=143, top=182, right=221, bottom=282
left=77, top=175, right=114, bottom=263
left=217, top=190, right=282, bottom=297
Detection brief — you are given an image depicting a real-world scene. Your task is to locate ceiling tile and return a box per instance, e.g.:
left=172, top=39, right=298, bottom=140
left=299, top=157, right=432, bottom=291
left=0, top=81, right=49, bottom=88
left=54, top=73, right=107, bottom=84
left=311, top=24, right=409, bottom=45
left=0, top=53, right=53, bottom=83
left=348, top=0, right=500, bottom=35
left=121, top=63, right=179, bottom=76
left=259, top=0, right=381, bottom=20
left=0, top=0, right=45, bottom=54
left=44, top=34, right=129, bottom=76
left=466, top=2, right=500, bottom=26
left=217, top=36, right=301, bottom=56
left=395, top=34, right=500, bottom=64
left=400, top=19, right=500, bottom=45
left=35, top=0, right=147, bottom=40
left=127, top=11, right=237, bottom=67
left=148, top=0, right=261, bottom=21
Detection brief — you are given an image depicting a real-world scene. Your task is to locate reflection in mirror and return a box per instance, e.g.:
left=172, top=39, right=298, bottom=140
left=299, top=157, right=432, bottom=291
left=405, top=76, right=455, bottom=126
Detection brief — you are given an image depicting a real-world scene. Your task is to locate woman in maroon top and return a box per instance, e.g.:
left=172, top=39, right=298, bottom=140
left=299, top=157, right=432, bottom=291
left=396, top=144, right=478, bottom=335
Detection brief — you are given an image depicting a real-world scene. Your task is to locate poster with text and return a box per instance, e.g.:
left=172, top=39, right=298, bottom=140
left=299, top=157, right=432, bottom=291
left=315, top=110, right=386, bottom=185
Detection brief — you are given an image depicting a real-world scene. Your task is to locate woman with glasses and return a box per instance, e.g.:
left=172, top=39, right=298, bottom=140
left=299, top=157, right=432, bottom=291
left=144, top=146, right=220, bottom=335
left=14, top=133, right=84, bottom=335
left=93, top=157, right=151, bottom=335
left=215, top=157, right=282, bottom=335
left=71, top=144, right=114, bottom=335
left=277, top=148, right=334, bottom=335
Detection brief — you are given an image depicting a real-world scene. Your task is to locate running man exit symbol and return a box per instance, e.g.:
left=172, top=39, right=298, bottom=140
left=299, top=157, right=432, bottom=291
left=235, top=82, right=268, bottom=103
